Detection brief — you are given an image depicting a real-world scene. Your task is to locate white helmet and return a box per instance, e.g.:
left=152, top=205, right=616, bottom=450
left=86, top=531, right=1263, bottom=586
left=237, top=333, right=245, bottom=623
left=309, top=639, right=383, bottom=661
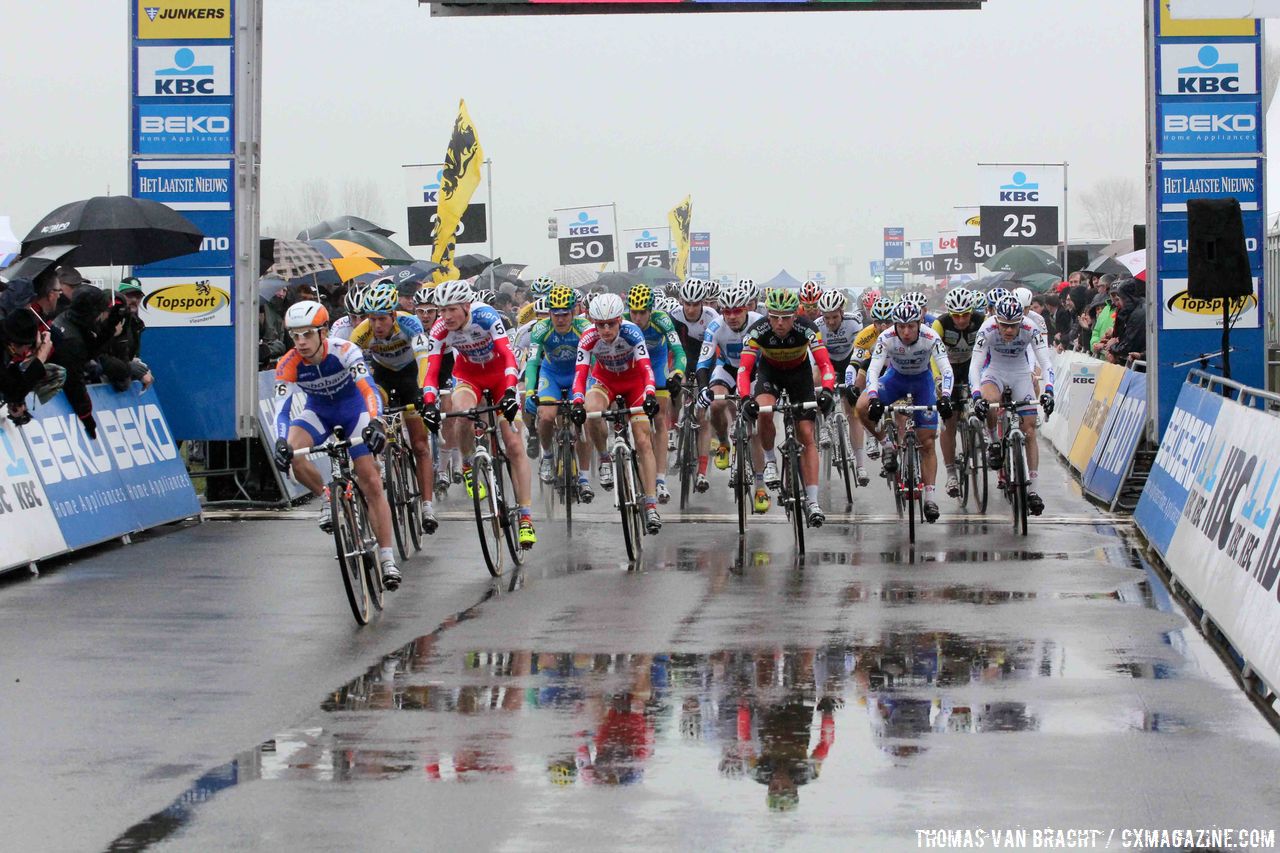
left=1013, top=286, right=1033, bottom=309
left=284, top=299, right=330, bottom=330
left=434, top=279, right=475, bottom=307
left=657, top=296, right=680, bottom=316
left=719, top=281, right=756, bottom=310
left=588, top=292, right=625, bottom=321
left=679, top=277, right=708, bottom=303
left=816, top=289, right=847, bottom=313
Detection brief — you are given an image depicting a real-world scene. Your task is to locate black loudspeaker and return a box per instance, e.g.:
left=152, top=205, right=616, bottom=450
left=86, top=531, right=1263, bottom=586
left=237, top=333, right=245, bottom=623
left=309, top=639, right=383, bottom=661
left=1187, top=198, right=1253, bottom=299
left=1132, top=224, right=1146, bottom=252
left=1065, top=247, right=1090, bottom=274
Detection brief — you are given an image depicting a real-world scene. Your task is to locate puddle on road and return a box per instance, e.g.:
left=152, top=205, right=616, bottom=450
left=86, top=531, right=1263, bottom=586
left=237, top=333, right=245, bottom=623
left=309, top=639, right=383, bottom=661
left=106, top=524, right=1183, bottom=849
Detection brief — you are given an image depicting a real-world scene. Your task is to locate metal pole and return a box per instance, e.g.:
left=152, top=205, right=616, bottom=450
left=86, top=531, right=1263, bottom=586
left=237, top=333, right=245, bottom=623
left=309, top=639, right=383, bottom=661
left=1062, top=161, right=1069, bottom=277
left=612, top=203, right=622, bottom=272
left=485, top=158, right=493, bottom=260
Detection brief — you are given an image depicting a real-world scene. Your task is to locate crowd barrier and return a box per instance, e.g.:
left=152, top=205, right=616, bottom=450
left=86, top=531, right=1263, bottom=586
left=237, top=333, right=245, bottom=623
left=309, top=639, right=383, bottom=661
left=1040, top=350, right=1148, bottom=508
left=0, top=383, right=200, bottom=575
left=1135, top=371, right=1280, bottom=698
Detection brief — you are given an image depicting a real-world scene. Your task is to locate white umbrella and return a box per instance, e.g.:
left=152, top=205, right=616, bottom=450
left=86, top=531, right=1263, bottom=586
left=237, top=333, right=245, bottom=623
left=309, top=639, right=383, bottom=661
left=0, top=216, right=19, bottom=268
left=1116, top=250, right=1145, bottom=276
left=540, top=265, right=597, bottom=288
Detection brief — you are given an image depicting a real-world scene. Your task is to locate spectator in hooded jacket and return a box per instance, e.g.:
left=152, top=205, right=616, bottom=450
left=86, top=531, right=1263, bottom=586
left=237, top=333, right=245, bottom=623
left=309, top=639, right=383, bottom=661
left=1107, top=278, right=1146, bottom=364
left=51, top=285, right=117, bottom=439
left=1, top=309, right=54, bottom=424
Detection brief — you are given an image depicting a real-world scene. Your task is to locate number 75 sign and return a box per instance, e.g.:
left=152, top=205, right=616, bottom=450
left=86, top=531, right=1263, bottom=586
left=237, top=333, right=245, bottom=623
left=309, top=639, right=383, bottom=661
left=979, top=205, right=1059, bottom=249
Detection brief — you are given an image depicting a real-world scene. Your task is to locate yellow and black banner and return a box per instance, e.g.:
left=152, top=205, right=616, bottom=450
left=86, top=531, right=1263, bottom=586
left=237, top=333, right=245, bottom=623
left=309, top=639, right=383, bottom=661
left=431, top=100, right=485, bottom=281
left=668, top=195, right=692, bottom=279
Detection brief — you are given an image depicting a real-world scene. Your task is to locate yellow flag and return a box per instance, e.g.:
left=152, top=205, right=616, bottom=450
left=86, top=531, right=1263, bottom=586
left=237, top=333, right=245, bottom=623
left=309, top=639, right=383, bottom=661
left=668, top=195, right=692, bottom=279
left=431, top=99, right=485, bottom=278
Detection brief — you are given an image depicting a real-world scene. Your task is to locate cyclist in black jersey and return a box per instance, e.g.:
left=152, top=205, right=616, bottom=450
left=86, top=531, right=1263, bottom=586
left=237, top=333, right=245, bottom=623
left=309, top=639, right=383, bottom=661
left=932, top=288, right=984, bottom=497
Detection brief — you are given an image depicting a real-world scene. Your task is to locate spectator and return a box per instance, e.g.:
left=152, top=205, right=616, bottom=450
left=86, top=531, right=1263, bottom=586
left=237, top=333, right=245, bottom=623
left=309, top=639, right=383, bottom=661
left=54, top=267, right=92, bottom=318
left=51, top=284, right=113, bottom=439
left=1107, top=278, right=1146, bottom=364
left=258, top=276, right=289, bottom=367
left=1063, top=285, right=1092, bottom=350
left=1, top=308, right=53, bottom=425
left=491, top=289, right=516, bottom=326
left=100, top=278, right=153, bottom=392
left=396, top=280, right=418, bottom=314
left=1090, top=276, right=1118, bottom=355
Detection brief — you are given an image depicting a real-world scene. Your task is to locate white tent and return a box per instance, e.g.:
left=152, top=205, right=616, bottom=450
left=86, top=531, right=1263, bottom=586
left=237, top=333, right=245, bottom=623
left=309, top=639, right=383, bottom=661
left=0, top=216, right=19, bottom=269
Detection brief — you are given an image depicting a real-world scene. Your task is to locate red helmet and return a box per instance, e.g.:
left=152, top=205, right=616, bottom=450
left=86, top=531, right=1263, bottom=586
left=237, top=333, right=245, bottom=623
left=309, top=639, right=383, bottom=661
left=861, top=288, right=881, bottom=313
left=799, top=280, right=823, bottom=305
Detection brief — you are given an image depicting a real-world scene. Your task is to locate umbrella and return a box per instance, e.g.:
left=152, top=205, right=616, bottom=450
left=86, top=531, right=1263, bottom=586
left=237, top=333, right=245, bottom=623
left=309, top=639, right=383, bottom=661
left=634, top=266, right=679, bottom=286
left=1116, top=250, right=1145, bottom=276
left=474, top=262, right=527, bottom=292
left=1013, top=272, right=1061, bottom=293
left=453, top=253, right=493, bottom=278
left=23, top=196, right=203, bottom=266
left=984, top=246, right=1063, bottom=278
left=266, top=238, right=333, bottom=279
left=0, top=244, right=79, bottom=284
left=307, top=239, right=386, bottom=283
left=1084, top=254, right=1127, bottom=275
left=258, top=275, right=290, bottom=300
left=1096, top=236, right=1135, bottom=259
left=540, top=265, right=597, bottom=288
left=325, top=229, right=413, bottom=263
left=593, top=271, right=644, bottom=295
left=977, top=271, right=1018, bottom=288
left=383, top=260, right=444, bottom=291
left=296, top=216, right=394, bottom=241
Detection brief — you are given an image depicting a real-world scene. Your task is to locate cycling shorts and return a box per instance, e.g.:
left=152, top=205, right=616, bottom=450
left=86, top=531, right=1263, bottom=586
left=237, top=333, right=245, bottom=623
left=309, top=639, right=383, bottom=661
left=453, top=358, right=513, bottom=408
left=536, top=368, right=576, bottom=405
left=291, top=400, right=374, bottom=460
left=831, top=357, right=851, bottom=389
left=876, top=369, right=938, bottom=429
left=978, top=368, right=1038, bottom=416
left=650, top=347, right=669, bottom=394
left=756, top=363, right=817, bottom=422
left=587, top=365, right=651, bottom=414
left=372, top=363, right=421, bottom=411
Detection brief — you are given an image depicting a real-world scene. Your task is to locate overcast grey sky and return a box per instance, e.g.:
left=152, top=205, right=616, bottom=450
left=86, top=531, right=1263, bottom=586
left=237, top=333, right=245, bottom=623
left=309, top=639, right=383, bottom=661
left=4, top=0, right=1260, bottom=280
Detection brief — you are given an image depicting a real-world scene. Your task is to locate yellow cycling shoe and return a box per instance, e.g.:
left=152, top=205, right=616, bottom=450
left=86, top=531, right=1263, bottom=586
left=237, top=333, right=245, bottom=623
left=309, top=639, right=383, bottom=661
left=463, top=467, right=488, bottom=501
left=753, top=487, right=771, bottom=514
left=518, top=520, right=537, bottom=549
left=714, top=444, right=732, bottom=471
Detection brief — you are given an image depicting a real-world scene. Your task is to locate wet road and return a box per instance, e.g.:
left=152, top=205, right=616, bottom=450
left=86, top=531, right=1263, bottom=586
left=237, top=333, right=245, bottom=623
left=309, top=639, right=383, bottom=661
left=3, top=445, right=1279, bottom=851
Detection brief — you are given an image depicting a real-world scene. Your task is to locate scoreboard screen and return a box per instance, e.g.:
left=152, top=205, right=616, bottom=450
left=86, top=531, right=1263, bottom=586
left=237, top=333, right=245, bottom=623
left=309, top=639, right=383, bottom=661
left=428, top=1, right=984, bottom=15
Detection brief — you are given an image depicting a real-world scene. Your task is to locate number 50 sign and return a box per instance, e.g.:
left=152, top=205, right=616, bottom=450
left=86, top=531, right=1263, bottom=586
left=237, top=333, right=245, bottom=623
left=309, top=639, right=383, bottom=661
left=556, top=205, right=617, bottom=265
left=979, top=205, right=1060, bottom=249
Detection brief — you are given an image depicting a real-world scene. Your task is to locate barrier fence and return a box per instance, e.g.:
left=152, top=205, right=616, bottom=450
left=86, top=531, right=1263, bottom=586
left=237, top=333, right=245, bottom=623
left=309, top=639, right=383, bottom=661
left=0, top=383, right=200, bottom=575
left=1135, top=371, right=1280, bottom=700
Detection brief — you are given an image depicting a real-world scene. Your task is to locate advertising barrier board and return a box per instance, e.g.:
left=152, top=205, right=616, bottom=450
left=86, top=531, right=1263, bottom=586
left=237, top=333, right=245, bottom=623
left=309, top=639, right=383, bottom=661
left=0, top=411, right=69, bottom=573
left=255, top=370, right=324, bottom=500
left=1068, top=363, right=1126, bottom=472
left=1041, top=352, right=1102, bottom=457
left=1083, top=370, right=1148, bottom=504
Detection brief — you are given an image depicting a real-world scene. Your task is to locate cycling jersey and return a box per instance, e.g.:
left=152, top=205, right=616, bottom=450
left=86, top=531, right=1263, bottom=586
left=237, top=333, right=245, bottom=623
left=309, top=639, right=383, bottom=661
left=852, top=324, right=882, bottom=364
left=968, top=321, right=1055, bottom=392
left=348, top=311, right=430, bottom=385
left=274, top=338, right=381, bottom=459
left=329, top=314, right=356, bottom=342
left=670, top=305, right=721, bottom=365
left=695, top=311, right=762, bottom=379
left=813, top=313, right=861, bottom=364
left=865, top=326, right=953, bottom=399
left=513, top=319, right=539, bottom=365
left=572, top=322, right=656, bottom=408
left=931, top=312, right=985, bottom=366
left=422, top=303, right=518, bottom=405
left=737, top=317, right=835, bottom=399
left=628, top=310, right=687, bottom=389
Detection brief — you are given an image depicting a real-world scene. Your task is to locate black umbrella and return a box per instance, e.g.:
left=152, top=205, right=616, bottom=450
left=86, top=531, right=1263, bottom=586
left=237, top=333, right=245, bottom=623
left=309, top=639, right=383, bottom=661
left=296, top=216, right=394, bottom=241
left=23, top=196, right=203, bottom=267
left=453, top=253, right=493, bottom=278
left=593, top=271, right=644, bottom=295
left=324, top=229, right=414, bottom=263
left=474, top=262, right=527, bottom=292
left=1084, top=254, right=1127, bottom=276
left=0, top=244, right=79, bottom=284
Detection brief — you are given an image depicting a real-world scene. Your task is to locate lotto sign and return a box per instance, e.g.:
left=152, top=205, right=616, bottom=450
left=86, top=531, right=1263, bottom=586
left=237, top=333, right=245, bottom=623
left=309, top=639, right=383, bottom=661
left=135, top=45, right=231, bottom=97
left=625, top=227, right=672, bottom=270
left=936, top=231, right=959, bottom=254
left=136, top=0, right=232, bottom=39
left=556, top=206, right=617, bottom=265
left=1158, top=42, right=1259, bottom=96
left=979, top=205, right=1059, bottom=248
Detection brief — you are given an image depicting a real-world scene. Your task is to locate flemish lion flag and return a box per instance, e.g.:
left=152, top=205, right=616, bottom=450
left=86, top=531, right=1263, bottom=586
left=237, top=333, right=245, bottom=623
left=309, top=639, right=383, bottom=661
left=431, top=99, right=485, bottom=281
left=668, top=195, right=692, bottom=279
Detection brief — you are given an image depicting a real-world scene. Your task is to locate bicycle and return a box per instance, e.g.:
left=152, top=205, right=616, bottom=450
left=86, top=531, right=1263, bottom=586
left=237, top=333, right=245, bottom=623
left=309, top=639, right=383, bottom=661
left=885, top=394, right=936, bottom=547
left=538, top=390, right=585, bottom=536
left=708, top=391, right=753, bottom=536
left=756, top=393, right=818, bottom=554
left=293, top=427, right=382, bottom=626
left=991, top=387, right=1037, bottom=536
left=586, top=395, right=648, bottom=562
left=824, top=384, right=858, bottom=506
left=444, top=390, right=526, bottom=577
left=673, top=375, right=701, bottom=510
left=957, top=391, right=989, bottom=513
left=381, top=405, right=422, bottom=562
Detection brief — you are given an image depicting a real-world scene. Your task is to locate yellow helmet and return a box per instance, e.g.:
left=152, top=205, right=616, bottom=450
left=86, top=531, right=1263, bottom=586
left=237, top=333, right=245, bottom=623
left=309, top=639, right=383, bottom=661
left=517, top=302, right=535, bottom=326
left=627, top=283, right=654, bottom=312
left=547, top=285, right=576, bottom=311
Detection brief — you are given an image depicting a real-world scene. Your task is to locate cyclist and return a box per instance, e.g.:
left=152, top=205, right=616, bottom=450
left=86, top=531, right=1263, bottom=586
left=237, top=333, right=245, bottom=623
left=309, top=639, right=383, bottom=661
left=626, top=284, right=687, bottom=505
left=1013, top=287, right=1047, bottom=335
left=694, top=279, right=763, bottom=499
left=969, top=296, right=1055, bottom=516
left=859, top=288, right=881, bottom=318
left=845, top=296, right=895, bottom=477
left=903, top=290, right=937, bottom=326
left=737, top=288, right=837, bottom=528
left=932, top=287, right=984, bottom=498
left=348, top=279, right=439, bottom=533
left=420, top=279, right=538, bottom=549
left=669, top=278, right=721, bottom=493
left=271, top=300, right=401, bottom=589
left=856, top=300, right=953, bottom=524
left=813, top=289, right=867, bottom=485
left=412, top=286, right=462, bottom=495
left=798, top=280, right=824, bottom=321
left=330, top=283, right=368, bottom=341
left=570, top=292, right=663, bottom=533
left=515, top=296, right=548, bottom=458
left=526, top=285, right=594, bottom=503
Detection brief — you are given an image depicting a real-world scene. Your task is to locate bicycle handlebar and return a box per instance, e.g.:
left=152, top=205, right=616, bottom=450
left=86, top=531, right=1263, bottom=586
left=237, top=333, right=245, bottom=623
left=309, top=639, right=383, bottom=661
left=586, top=406, right=646, bottom=420
left=890, top=404, right=937, bottom=414
left=293, top=434, right=364, bottom=458
left=757, top=400, right=819, bottom=415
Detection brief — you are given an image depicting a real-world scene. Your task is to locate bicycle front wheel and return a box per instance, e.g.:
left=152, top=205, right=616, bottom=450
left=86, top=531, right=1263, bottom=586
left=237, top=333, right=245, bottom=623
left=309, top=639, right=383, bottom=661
left=616, top=447, right=643, bottom=562
left=1010, top=432, right=1029, bottom=536
left=471, top=456, right=504, bottom=577
left=834, top=415, right=854, bottom=505
left=678, top=414, right=696, bottom=511
left=401, top=447, right=422, bottom=552
left=352, top=486, right=383, bottom=613
left=384, top=446, right=409, bottom=563
left=969, top=421, right=989, bottom=513
left=332, top=484, right=372, bottom=626
left=906, top=440, right=918, bottom=546
left=734, top=425, right=750, bottom=536
left=784, top=442, right=805, bottom=555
